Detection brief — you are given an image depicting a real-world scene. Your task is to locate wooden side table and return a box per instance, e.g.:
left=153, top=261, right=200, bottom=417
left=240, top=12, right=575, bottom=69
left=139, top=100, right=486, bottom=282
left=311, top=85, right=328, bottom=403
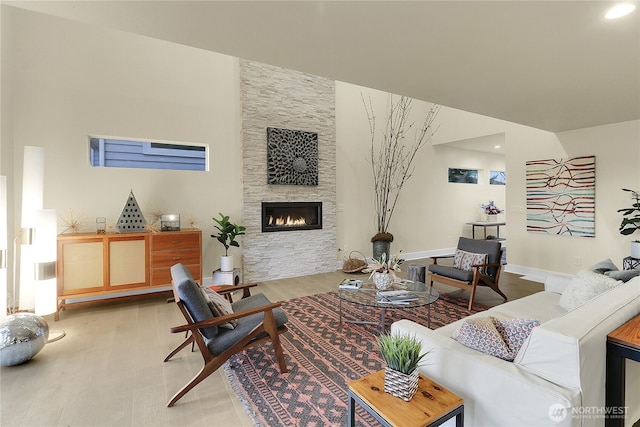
left=606, top=314, right=640, bottom=427
left=466, top=221, right=506, bottom=241
left=348, top=369, right=463, bottom=427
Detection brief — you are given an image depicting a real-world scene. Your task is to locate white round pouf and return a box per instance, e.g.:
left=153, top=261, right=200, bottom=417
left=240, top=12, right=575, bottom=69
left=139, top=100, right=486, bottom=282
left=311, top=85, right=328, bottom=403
left=0, top=313, right=49, bottom=366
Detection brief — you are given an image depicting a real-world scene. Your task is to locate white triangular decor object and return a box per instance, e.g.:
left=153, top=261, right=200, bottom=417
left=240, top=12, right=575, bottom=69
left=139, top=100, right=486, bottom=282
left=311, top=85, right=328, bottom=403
left=117, top=190, right=147, bottom=233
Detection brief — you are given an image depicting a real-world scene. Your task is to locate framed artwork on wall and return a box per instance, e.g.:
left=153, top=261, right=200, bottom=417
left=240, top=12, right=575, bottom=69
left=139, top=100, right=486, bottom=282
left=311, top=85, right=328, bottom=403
left=490, top=171, right=506, bottom=185
left=267, top=127, right=318, bottom=186
left=448, top=168, right=478, bottom=184
left=525, top=155, right=595, bottom=237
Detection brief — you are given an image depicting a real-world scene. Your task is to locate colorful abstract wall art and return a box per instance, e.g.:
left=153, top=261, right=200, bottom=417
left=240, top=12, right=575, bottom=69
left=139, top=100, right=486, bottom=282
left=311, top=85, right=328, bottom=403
left=526, top=155, right=595, bottom=237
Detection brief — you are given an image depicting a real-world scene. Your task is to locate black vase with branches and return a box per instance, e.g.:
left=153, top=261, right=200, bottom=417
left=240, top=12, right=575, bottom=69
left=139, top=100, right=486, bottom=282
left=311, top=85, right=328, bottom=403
left=363, top=94, right=440, bottom=259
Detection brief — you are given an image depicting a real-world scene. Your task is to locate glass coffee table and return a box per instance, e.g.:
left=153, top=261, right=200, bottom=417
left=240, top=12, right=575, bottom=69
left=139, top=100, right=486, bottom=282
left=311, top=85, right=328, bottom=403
left=338, top=280, right=439, bottom=332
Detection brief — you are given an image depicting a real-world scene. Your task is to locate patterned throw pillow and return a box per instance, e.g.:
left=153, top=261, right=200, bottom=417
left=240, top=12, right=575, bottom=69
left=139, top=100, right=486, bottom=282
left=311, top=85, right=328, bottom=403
left=493, top=317, right=540, bottom=356
left=452, top=316, right=540, bottom=361
left=453, top=249, right=488, bottom=274
left=452, top=317, right=512, bottom=360
left=200, top=287, right=237, bottom=329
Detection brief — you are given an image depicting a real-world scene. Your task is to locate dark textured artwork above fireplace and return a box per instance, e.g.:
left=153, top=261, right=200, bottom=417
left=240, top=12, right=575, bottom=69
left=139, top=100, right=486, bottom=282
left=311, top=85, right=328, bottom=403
left=262, top=202, right=322, bottom=232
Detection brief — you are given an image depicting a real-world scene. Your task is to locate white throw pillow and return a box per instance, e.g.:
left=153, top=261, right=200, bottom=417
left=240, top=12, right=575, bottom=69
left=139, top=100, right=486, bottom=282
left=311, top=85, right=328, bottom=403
left=559, top=269, right=622, bottom=311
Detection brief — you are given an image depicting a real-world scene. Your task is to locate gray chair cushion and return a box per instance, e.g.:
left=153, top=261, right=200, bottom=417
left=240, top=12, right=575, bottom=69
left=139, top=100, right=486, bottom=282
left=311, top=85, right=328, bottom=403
left=205, top=293, right=288, bottom=356
left=428, top=264, right=474, bottom=282
left=457, top=237, right=501, bottom=276
left=171, top=263, right=218, bottom=338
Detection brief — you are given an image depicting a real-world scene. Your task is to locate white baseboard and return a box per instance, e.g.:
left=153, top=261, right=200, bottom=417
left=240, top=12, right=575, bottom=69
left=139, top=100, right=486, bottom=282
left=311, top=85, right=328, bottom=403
left=336, top=248, right=569, bottom=283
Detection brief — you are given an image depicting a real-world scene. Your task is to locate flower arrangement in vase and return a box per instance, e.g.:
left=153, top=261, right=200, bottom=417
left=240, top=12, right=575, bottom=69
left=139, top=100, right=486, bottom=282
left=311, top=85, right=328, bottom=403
left=480, top=200, right=503, bottom=222
left=368, top=252, right=404, bottom=290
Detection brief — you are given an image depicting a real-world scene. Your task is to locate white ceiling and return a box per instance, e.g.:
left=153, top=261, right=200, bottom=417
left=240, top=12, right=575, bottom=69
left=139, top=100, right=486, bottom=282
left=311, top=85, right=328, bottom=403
left=5, top=0, right=640, bottom=133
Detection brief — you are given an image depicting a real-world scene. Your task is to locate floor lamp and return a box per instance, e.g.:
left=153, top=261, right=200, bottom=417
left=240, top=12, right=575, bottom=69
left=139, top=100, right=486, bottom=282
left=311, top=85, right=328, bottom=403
left=0, top=176, right=7, bottom=318
left=18, top=146, right=44, bottom=312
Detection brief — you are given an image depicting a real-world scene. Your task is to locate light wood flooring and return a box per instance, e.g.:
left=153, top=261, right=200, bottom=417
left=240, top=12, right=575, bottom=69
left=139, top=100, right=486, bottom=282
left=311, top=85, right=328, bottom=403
left=0, top=262, right=542, bottom=427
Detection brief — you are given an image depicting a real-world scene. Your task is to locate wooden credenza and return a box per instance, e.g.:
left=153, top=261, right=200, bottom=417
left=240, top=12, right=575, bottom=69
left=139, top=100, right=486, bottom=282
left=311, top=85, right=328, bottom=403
left=56, top=229, right=201, bottom=320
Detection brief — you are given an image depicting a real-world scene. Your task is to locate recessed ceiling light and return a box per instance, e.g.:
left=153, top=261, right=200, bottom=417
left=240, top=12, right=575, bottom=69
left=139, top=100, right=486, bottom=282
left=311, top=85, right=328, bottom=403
left=605, top=3, right=636, bottom=19
left=494, top=145, right=501, bottom=149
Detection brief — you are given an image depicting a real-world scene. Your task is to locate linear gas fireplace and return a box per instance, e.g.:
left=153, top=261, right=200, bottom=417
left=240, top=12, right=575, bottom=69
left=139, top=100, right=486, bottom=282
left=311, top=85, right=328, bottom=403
left=262, top=202, right=322, bottom=232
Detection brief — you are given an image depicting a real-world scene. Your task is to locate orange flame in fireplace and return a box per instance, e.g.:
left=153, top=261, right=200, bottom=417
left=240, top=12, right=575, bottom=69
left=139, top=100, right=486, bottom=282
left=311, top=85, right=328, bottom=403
left=268, top=215, right=307, bottom=227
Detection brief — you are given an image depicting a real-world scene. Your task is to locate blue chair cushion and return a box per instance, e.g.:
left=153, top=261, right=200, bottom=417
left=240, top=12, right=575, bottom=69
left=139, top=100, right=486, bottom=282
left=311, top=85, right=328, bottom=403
left=171, top=263, right=218, bottom=338
left=205, top=293, right=288, bottom=356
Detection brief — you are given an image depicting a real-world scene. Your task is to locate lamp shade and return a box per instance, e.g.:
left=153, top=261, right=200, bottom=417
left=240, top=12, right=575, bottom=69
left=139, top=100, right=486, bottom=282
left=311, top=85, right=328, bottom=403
left=34, top=209, right=57, bottom=316
left=20, top=146, right=45, bottom=311
left=21, top=146, right=45, bottom=229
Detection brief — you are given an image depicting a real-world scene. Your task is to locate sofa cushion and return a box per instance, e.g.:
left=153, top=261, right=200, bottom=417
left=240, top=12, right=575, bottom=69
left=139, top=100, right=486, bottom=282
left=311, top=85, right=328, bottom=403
left=201, top=287, right=238, bottom=329
left=559, top=269, right=622, bottom=311
left=454, top=249, right=488, bottom=274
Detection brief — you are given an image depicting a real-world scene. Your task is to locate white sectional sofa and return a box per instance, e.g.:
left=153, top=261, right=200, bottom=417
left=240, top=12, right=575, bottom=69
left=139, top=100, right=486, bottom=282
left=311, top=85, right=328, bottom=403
left=391, top=274, right=640, bottom=427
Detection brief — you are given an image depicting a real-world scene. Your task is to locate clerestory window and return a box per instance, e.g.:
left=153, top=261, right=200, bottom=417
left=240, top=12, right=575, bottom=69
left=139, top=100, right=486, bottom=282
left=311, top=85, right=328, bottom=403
left=89, top=137, right=207, bottom=171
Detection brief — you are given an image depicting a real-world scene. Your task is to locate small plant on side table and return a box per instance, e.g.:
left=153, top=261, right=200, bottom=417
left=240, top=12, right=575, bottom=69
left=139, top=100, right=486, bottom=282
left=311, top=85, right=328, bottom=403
left=375, top=332, right=429, bottom=401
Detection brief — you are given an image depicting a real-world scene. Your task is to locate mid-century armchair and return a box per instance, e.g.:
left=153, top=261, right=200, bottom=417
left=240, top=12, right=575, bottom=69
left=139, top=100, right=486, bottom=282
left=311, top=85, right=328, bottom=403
left=427, top=237, right=506, bottom=310
left=165, top=263, right=289, bottom=407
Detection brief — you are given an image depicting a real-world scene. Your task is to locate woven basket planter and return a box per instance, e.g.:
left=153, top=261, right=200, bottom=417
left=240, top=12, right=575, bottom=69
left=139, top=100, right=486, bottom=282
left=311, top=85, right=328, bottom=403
left=384, top=367, right=419, bottom=401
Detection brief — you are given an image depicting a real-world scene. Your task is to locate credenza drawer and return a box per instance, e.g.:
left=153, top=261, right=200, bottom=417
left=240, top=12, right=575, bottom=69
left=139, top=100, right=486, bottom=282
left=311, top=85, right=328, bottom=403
left=150, top=250, right=200, bottom=268
left=151, top=232, right=201, bottom=252
left=152, top=263, right=201, bottom=286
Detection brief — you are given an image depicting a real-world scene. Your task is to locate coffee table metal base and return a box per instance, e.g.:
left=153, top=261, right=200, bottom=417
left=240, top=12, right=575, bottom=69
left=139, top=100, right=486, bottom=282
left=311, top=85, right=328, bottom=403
left=339, top=298, right=432, bottom=331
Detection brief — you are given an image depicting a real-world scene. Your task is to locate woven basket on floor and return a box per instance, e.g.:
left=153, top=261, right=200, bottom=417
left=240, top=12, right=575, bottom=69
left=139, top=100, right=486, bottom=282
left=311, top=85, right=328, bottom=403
left=384, top=367, right=419, bottom=401
left=342, top=251, right=367, bottom=273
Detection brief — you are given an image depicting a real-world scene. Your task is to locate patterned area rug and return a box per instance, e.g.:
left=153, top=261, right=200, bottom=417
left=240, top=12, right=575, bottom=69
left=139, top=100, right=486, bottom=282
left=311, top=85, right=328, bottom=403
left=224, top=291, right=487, bottom=427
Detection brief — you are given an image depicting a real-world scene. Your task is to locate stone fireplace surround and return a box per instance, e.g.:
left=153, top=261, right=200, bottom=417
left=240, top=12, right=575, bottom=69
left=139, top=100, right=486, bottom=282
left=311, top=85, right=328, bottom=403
left=240, top=60, right=337, bottom=282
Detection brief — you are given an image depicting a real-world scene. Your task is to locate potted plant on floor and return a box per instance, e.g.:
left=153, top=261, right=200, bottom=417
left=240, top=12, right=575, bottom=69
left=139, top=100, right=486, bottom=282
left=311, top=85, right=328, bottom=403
left=617, top=188, right=640, bottom=258
left=212, top=213, right=246, bottom=272
left=375, top=332, right=429, bottom=401
left=363, top=95, right=441, bottom=261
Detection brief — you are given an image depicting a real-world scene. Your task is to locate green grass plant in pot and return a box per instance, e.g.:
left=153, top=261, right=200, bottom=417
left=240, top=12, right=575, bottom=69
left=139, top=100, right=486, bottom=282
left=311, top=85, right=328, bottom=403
left=375, top=332, right=429, bottom=401
left=617, top=188, right=640, bottom=258
left=212, top=213, right=246, bottom=272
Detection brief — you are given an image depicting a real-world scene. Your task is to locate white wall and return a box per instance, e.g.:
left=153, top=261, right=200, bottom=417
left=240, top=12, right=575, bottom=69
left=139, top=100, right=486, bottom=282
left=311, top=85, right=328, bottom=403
left=336, top=82, right=506, bottom=258
left=6, top=5, right=638, bottom=296
left=506, top=120, right=640, bottom=274
left=7, top=6, right=243, bottom=281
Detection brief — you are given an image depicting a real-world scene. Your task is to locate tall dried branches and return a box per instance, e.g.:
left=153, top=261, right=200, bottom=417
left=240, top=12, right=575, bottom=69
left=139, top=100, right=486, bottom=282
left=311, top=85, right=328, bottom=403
left=363, top=94, right=441, bottom=235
